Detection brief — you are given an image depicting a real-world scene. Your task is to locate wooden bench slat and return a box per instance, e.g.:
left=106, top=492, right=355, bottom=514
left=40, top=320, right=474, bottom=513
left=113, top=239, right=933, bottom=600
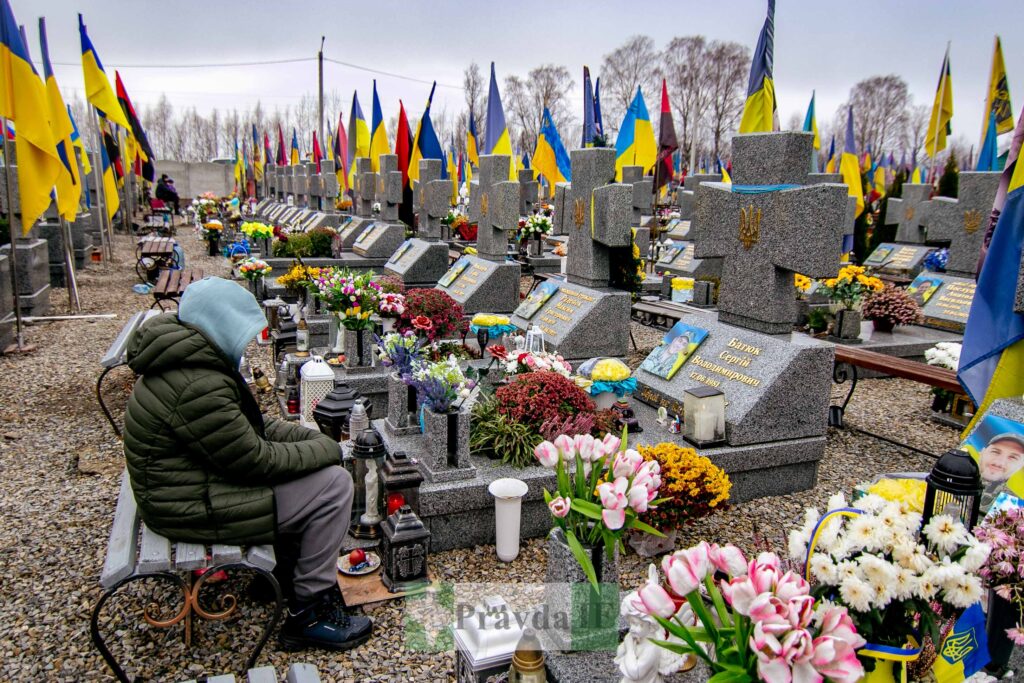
left=153, top=269, right=172, bottom=296
left=167, top=269, right=182, bottom=294
left=212, top=544, right=243, bottom=564
left=834, top=346, right=962, bottom=393
left=174, top=542, right=207, bottom=570
left=246, top=545, right=276, bottom=572
left=137, top=524, right=173, bottom=573
left=246, top=666, right=277, bottom=683
left=100, top=471, right=141, bottom=589
left=286, top=663, right=321, bottom=683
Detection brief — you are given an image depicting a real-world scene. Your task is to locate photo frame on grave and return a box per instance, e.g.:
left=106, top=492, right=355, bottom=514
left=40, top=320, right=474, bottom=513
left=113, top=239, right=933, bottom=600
left=638, top=321, right=710, bottom=381
left=514, top=280, right=560, bottom=320
left=438, top=257, right=470, bottom=288
left=356, top=223, right=377, bottom=244
left=388, top=240, right=413, bottom=265
left=907, top=273, right=944, bottom=304
left=864, top=245, right=894, bottom=266
left=961, top=414, right=1024, bottom=503
left=658, top=244, right=682, bottom=265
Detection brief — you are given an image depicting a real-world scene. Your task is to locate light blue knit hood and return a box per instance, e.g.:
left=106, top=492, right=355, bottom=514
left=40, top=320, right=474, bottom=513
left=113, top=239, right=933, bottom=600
left=177, top=277, right=265, bottom=366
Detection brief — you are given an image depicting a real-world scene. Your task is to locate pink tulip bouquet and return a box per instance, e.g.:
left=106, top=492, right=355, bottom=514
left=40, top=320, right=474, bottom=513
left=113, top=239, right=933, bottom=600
left=617, top=542, right=866, bottom=683
left=536, top=430, right=664, bottom=588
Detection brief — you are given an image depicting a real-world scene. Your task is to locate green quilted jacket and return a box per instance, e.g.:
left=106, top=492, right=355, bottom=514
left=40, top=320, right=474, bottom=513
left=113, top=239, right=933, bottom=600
left=122, top=313, right=339, bottom=544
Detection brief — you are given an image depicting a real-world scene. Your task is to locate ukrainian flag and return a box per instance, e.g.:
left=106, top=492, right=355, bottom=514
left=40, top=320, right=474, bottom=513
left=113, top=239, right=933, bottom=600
left=873, top=153, right=888, bottom=200
left=466, top=109, right=479, bottom=167
left=0, top=1, right=60, bottom=234
left=252, top=124, right=263, bottom=181
left=68, top=105, right=90, bottom=176
left=369, top=80, right=389, bottom=173
left=824, top=136, right=836, bottom=173
left=977, top=111, right=999, bottom=172
left=802, top=91, right=819, bottom=150
left=447, top=147, right=458, bottom=205
left=738, top=0, right=777, bottom=134
left=582, top=66, right=597, bottom=147
left=78, top=14, right=129, bottom=130
left=408, top=82, right=446, bottom=184
left=614, top=86, right=657, bottom=181
left=347, top=91, right=369, bottom=186
left=985, top=36, right=1013, bottom=136
left=925, top=46, right=953, bottom=159
left=718, top=156, right=732, bottom=184
left=234, top=139, right=243, bottom=189
left=533, top=107, right=570, bottom=188
left=839, top=107, right=864, bottom=218
left=39, top=17, right=80, bottom=222
left=959, top=133, right=1024, bottom=428
left=99, top=136, right=119, bottom=221
left=483, top=62, right=516, bottom=180
left=290, top=128, right=300, bottom=166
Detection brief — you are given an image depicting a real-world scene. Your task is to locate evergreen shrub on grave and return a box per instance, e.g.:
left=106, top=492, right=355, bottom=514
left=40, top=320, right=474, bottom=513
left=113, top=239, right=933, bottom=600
left=271, top=226, right=337, bottom=258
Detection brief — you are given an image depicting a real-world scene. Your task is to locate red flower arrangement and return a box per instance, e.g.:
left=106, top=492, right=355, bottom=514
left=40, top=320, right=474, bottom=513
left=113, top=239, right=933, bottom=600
left=395, top=288, right=466, bottom=342
left=495, top=371, right=595, bottom=428
left=412, top=315, right=433, bottom=332
left=487, top=344, right=509, bottom=361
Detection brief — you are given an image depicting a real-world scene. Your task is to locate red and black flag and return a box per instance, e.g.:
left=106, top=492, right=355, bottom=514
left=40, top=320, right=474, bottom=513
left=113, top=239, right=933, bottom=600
left=395, top=100, right=415, bottom=227
left=655, top=78, right=678, bottom=192
left=276, top=124, right=287, bottom=166
left=115, top=71, right=155, bottom=181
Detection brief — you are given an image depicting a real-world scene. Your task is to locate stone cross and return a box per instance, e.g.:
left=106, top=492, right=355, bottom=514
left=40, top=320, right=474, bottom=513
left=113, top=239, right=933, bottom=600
left=353, top=157, right=375, bottom=218
left=302, top=162, right=316, bottom=207
left=565, top=147, right=633, bottom=288
left=470, top=155, right=519, bottom=262
left=692, top=132, right=846, bottom=335
left=375, top=154, right=403, bottom=222
left=621, top=165, right=653, bottom=225
left=883, top=183, right=932, bottom=243
left=925, top=171, right=1000, bottom=277
left=552, top=183, right=570, bottom=234
left=307, top=163, right=324, bottom=210
left=679, top=173, right=723, bottom=221
left=319, top=159, right=339, bottom=212
left=517, top=168, right=538, bottom=215
left=417, top=159, right=450, bottom=242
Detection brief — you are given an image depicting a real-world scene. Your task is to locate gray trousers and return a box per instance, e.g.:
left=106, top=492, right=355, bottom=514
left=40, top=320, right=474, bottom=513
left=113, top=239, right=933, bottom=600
left=273, top=465, right=353, bottom=601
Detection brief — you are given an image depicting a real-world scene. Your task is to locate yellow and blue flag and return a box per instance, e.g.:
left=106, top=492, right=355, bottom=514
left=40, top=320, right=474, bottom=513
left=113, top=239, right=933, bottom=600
left=824, top=136, right=836, bottom=173
left=533, top=106, right=571, bottom=188
left=466, top=109, right=479, bottom=167
left=718, top=156, right=732, bottom=184
left=448, top=145, right=458, bottom=205
left=68, top=105, right=90, bottom=177
left=0, top=1, right=60, bottom=234
left=252, top=124, right=263, bottom=181
left=99, top=133, right=119, bottom=221
left=369, top=80, right=389, bottom=173
left=290, top=128, right=300, bottom=166
left=873, top=152, right=889, bottom=201
left=39, top=17, right=80, bottom=222
left=738, top=0, right=777, bottom=134
left=926, top=46, right=954, bottom=159
left=347, top=91, right=369, bottom=186
left=483, top=62, right=516, bottom=180
left=959, top=106, right=1024, bottom=425
left=408, top=82, right=446, bottom=184
left=840, top=107, right=864, bottom=218
left=234, top=139, right=243, bottom=189
left=985, top=36, right=1013, bottom=136
left=614, top=86, right=657, bottom=181
left=78, top=14, right=129, bottom=129
left=978, top=111, right=999, bottom=172
left=802, top=91, right=820, bottom=150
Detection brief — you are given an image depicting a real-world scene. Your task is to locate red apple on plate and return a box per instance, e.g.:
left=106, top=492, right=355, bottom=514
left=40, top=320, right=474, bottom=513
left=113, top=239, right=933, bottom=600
left=348, top=549, right=366, bottom=566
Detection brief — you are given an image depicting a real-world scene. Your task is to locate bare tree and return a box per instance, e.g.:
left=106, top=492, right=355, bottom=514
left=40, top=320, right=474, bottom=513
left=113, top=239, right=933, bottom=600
left=142, top=93, right=174, bottom=159
left=599, top=35, right=660, bottom=135
left=662, top=36, right=711, bottom=163
left=903, top=103, right=931, bottom=161
left=848, top=75, right=910, bottom=155
left=463, top=63, right=485, bottom=136
left=704, top=40, right=749, bottom=157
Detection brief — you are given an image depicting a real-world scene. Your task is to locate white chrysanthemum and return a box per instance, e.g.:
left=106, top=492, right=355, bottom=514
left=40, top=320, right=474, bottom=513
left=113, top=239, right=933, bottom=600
left=898, top=544, right=933, bottom=574
left=788, top=529, right=809, bottom=561
left=898, top=511, right=923, bottom=536
left=801, top=507, right=822, bottom=538
left=869, top=577, right=895, bottom=609
left=893, top=567, right=918, bottom=601
left=816, top=518, right=844, bottom=555
left=922, top=514, right=969, bottom=554
left=827, top=492, right=848, bottom=511
left=917, top=575, right=939, bottom=601
left=858, top=554, right=898, bottom=585
left=961, top=541, right=992, bottom=573
left=946, top=573, right=984, bottom=608
left=926, top=558, right=964, bottom=589
left=810, top=554, right=838, bottom=585
left=856, top=494, right=889, bottom=513
left=835, top=560, right=859, bottom=582
left=848, top=515, right=885, bottom=552
left=828, top=534, right=853, bottom=561
left=839, top=576, right=874, bottom=612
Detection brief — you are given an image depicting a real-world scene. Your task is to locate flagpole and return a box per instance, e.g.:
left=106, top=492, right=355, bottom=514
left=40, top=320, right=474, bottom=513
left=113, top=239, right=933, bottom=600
left=90, top=143, right=110, bottom=261
left=318, top=37, right=325, bottom=154
left=59, top=214, right=81, bottom=312
left=91, top=110, right=115, bottom=259
left=1, top=115, right=28, bottom=352
left=928, top=42, right=951, bottom=185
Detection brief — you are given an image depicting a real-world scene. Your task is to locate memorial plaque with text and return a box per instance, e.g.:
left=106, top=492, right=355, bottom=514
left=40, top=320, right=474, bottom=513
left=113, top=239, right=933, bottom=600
left=385, top=239, right=450, bottom=286
left=863, top=243, right=934, bottom=278
left=920, top=274, right=975, bottom=332
left=447, top=259, right=494, bottom=301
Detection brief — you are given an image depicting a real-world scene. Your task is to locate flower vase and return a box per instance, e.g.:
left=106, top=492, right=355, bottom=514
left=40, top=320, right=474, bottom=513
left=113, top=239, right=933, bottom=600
left=544, top=527, right=619, bottom=650
left=986, top=588, right=1017, bottom=674
left=343, top=328, right=374, bottom=367
left=531, top=234, right=543, bottom=256
left=207, top=237, right=220, bottom=256
left=330, top=314, right=345, bottom=354
left=422, top=407, right=472, bottom=476
left=835, top=308, right=862, bottom=340
left=381, top=317, right=396, bottom=334
left=862, top=659, right=899, bottom=683
left=930, top=392, right=952, bottom=413
left=386, top=372, right=417, bottom=431
left=872, top=318, right=895, bottom=333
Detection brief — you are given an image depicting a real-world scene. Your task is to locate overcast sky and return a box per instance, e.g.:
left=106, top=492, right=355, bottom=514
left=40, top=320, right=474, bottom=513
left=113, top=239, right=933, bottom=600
left=27, top=0, right=1024, bottom=150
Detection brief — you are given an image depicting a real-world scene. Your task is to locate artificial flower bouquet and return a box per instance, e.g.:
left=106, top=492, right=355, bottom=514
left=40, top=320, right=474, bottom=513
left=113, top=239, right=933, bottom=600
left=201, top=220, right=223, bottom=241
left=407, top=356, right=474, bottom=413
left=240, top=221, right=273, bottom=240
left=275, top=263, right=321, bottom=291
left=469, top=313, right=517, bottom=339
left=788, top=491, right=990, bottom=674
left=793, top=273, right=813, bottom=299
left=924, top=342, right=962, bottom=407
left=536, top=431, right=663, bottom=587
left=816, top=265, right=884, bottom=310
left=502, top=350, right=573, bottom=378
left=193, top=196, right=218, bottom=222
left=375, top=330, right=425, bottom=378
left=975, top=507, right=1024, bottom=644
left=238, top=258, right=271, bottom=281
left=517, top=214, right=553, bottom=240
left=310, top=269, right=382, bottom=330
left=377, top=291, right=406, bottom=319
left=617, top=543, right=867, bottom=683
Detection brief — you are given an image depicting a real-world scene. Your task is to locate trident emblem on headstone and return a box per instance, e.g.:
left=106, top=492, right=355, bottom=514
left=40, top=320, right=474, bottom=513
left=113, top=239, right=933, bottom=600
left=572, top=197, right=586, bottom=228
left=481, top=193, right=489, bottom=216
left=905, top=206, right=915, bottom=221
left=963, top=209, right=982, bottom=234
left=739, top=205, right=761, bottom=250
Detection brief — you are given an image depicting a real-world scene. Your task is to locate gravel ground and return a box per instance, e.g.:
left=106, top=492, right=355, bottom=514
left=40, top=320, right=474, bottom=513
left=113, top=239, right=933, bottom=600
left=0, top=238, right=971, bottom=681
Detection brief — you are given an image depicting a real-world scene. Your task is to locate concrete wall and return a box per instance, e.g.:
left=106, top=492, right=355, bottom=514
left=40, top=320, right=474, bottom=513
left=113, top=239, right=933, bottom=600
left=155, top=162, right=234, bottom=199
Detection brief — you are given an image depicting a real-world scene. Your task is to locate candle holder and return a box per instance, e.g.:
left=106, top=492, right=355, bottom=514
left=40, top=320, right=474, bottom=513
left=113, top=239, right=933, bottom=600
left=312, top=383, right=368, bottom=442
left=350, top=427, right=388, bottom=540
left=380, top=505, right=431, bottom=593
left=380, top=450, right=424, bottom=517
left=682, top=386, right=726, bottom=448
left=922, top=448, right=983, bottom=532
left=299, top=356, right=336, bottom=428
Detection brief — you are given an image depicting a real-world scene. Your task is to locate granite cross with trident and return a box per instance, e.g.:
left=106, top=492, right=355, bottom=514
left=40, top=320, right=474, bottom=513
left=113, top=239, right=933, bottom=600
left=883, top=183, right=932, bottom=243
left=925, top=171, right=1000, bottom=277
left=469, top=155, right=519, bottom=262
left=692, top=132, right=847, bottom=335
left=416, top=159, right=451, bottom=242
left=376, top=154, right=404, bottom=222
left=353, top=157, right=375, bottom=218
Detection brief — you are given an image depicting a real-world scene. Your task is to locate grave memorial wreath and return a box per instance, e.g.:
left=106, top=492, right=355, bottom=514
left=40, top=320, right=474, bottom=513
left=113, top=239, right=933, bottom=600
left=239, top=221, right=273, bottom=240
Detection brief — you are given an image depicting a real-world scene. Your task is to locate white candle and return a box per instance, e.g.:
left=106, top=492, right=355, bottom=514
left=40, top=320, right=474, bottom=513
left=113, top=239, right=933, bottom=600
left=693, top=408, right=716, bottom=442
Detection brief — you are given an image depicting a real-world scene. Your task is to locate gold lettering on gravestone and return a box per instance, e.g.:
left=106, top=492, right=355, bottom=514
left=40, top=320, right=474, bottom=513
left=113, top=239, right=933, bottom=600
left=963, top=210, right=982, bottom=235
left=888, top=246, right=919, bottom=269
left=572, top=198, right=586, bottom=228
left=689, top=355, right=762, bottom=387
left=928, top=281, right=976, bottom=322
left=739, top=205, right=761, bottom=250
left=481, top=193, right=489, bottom=217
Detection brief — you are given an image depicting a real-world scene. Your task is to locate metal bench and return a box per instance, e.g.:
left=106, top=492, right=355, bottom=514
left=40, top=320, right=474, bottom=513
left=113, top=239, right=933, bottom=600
left=631, top=300, right=688, bottom=331
left=152, top=267, right=205, bottom=311
left=136, top=236, right=180, bottom=283
left=92, top=470, right=283, bottom=683
left=178, top=663, right=319, bottom=683
left=97, top=310, right=161, bottom=438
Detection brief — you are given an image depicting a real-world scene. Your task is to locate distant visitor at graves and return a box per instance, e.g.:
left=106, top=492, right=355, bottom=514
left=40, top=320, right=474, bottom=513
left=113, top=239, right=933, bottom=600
left=639, top=320, right=709, bottom=380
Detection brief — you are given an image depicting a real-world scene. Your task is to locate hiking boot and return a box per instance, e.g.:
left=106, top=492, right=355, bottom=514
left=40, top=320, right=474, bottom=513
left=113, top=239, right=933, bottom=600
left=279, top=588, right=373, bottom=652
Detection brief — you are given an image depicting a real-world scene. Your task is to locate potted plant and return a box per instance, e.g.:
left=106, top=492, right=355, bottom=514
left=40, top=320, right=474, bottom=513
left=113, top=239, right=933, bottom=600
left=974, top=507, right=1024, bottom=675
left=861, top=284, right=923, bottom=333
left=616, top=544, right=867, bottom=683
left=815, top=265, right=885, bottom=341
left=201, top=220, right=223, bottom=256
left=310, top=268, right=382, bottom=363
left=924, top=342, right=961, bottom=413
left=395, top=288, right=466, bottom=343
left=376, top=331, right=426, bottom=431
left=407, top=357, right=475, bottom=474
left=237, top=257, right=271, bottom=297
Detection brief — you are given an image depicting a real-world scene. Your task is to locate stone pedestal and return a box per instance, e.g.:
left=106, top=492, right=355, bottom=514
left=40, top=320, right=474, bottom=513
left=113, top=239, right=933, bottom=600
left=437, top=255, right=521, bottom=314
left=0, top=239, right=51, bottom=316
left=385, top=372, right=420, bottom=437
left=384, top=239, right=450, bottom=287
left=421, top=408, right=475, bottom=483
left=36, top=220, right=94, bottom=287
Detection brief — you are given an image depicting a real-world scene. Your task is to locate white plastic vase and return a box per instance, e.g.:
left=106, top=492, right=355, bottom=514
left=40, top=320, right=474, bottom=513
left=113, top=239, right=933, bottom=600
left=593, top=390, right=617, bottom=410
left=488, top=478, right=529, bottom=562
left=381, top=318, right=397, bottom=333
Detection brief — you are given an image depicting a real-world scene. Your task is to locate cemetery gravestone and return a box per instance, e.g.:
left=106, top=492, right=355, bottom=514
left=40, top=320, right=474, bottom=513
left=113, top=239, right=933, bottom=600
left=925, top=171, right=1000, bottom=277
left=679, top=173, right=723, bottom=222
left=883, top=183, right=932, bottom=244
left=911, top=273, right=977, bottom=333
left=385, top=159, right=450, bottom=287
left=621, top=165, right=653, bottom=226
left=552, top=182, right=570, bottom=235
left=0, top=252, right=14, bottom=349
left=0, top=163, right=52, bottom=316
left=517, top=168, right=538, bottom=216
left=335, top=158, right=376, bottom=250
left=862, top=243, right=935, bottom=279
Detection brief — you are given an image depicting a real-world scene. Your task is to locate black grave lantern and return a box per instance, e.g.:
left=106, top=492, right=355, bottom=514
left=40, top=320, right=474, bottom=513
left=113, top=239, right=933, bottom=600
left=350, top=428, right=388, bottom=540
left=380, top=505, right=431, bottom=593
left=311, top=383, right=367, bottom=442
left=380, top=450, right=425, bottom=517
left=922, top=448, right=983, bottom=532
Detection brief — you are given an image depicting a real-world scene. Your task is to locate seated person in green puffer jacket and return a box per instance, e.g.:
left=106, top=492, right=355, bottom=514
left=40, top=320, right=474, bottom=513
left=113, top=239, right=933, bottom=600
left=123, top=276, right=372, bottom=652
